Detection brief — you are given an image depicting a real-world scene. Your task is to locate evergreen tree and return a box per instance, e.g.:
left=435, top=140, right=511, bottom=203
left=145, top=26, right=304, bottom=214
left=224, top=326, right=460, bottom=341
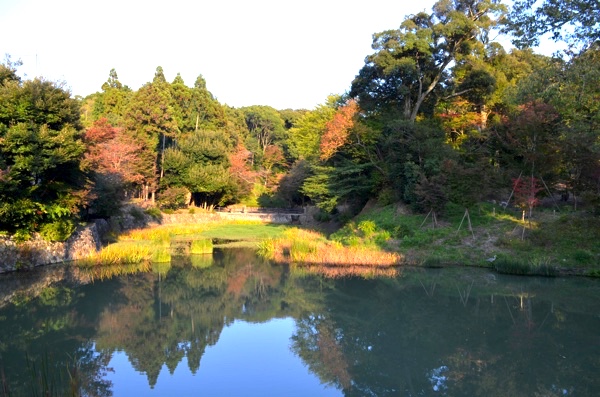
left=350, top=0, right=506, bottom=122
left=0, top=64, right=87, bottom=239
left=123, top=78, right=178, bottom=201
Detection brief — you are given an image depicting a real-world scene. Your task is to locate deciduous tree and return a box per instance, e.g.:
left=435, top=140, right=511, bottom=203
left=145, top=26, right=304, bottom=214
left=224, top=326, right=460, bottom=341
left=320, top=100, right=359, bottom=161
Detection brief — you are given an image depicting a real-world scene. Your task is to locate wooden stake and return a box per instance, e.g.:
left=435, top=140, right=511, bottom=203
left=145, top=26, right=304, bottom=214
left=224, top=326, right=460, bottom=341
left=457, top=209, right=475, bottom=238
left=504, top=171, right=523, bottom=209
left=456, top=210, right=467, bottom=233
left=420, top=209, right=432, bottom=228
left=540, top=176, right=560, bottom=212
left=466, top=209, right=475, bottom=239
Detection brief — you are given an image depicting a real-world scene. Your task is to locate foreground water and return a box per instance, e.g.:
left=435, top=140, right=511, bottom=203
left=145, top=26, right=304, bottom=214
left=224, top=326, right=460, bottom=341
left=0, top=248, right=599, bottom=396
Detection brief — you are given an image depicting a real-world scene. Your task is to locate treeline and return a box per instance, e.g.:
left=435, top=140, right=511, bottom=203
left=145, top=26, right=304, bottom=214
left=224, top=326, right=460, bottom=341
left=1, top=0, right=598, bottom=240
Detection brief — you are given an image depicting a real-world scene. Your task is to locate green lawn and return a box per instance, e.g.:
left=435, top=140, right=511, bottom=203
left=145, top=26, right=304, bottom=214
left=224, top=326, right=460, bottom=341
left=198, top=222, right=291, bottom=247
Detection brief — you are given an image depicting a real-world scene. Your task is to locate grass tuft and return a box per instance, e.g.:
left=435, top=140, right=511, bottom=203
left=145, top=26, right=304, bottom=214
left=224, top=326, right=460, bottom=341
left=75, top=242, right=151, bottom=266
left=151, top=247, right=171, bottom=263
left=261, top=227, right=402, bottom=267
left=493, top=256, right=557, bottom=277
left=190, top=239, right=213, bottom=254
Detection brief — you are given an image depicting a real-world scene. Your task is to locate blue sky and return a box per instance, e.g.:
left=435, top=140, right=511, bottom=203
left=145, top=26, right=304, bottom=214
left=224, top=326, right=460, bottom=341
left=0, top=0, right=554, bottom=110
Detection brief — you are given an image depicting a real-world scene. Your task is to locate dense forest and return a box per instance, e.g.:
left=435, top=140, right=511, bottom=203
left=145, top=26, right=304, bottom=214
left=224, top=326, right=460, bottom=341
left=0, top=0, right=598, bottom=241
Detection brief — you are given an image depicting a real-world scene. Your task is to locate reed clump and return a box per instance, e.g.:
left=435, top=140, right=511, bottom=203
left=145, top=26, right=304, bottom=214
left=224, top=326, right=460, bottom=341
left=190, top=238, right=213, bottom=254
left=73, top=262, right=152, bottom=281
left=76, top=242, right=152, bottom=266
left=120, top=225, right=206, bottom=241
left=493, top=256, right=557, bottom=276
left=260, top=228, right=402, bottom=267
left=151, top=247, right=171, bottom=263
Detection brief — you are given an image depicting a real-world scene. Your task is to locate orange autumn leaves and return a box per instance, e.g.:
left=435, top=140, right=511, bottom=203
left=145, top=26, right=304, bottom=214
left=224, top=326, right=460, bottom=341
left=319, top=99, right=359, bottom=161
left=84, top=117, right=145, bottom=185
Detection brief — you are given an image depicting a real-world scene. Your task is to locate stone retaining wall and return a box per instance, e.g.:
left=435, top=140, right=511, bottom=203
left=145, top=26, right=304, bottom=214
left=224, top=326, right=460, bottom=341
left=160, top=213, right=222, bottom=224
left=0, top=222, right=102, bottom=274
left=212, top=212, right=305, bottom=224
left=159, top=212, right=305, bottom=224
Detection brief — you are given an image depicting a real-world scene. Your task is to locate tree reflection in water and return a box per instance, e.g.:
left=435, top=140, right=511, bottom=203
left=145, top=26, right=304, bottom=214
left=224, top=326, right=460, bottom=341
left=0, top=250, right=599, bottom=396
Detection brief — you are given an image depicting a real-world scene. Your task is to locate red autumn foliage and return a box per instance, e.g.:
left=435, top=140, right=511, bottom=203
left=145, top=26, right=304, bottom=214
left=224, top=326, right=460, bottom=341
left=438, top=99, right=484, bottom=144
left=320, top=100, right=358, bottom=161
left=228, top=143, right=257, bottom=184
left=512, top=176, right=543, bottom=212
left=84, top=118, right=145, bottom=185
left=514, top=101, right=559, bottom=128
left=84, top=117, right=117, bottom=144
left=263, top=145, right=286, bottom=171
left=505, top=101, right=560, bottom=157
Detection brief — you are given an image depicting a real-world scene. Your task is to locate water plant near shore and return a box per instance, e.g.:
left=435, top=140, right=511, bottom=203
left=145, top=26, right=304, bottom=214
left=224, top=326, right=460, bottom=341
left=259, top=228, right=402, bottom=266
left=119, top=225, right=207, bottom=241
left=76, top=242, right=151, bottom=266
left=493, top=256, right=558, bottom=276
left=190, top=239, right=213, bottom=254
left=151, top=247, right=171, bottom=263
left=75, top=262, right=152, bottom=281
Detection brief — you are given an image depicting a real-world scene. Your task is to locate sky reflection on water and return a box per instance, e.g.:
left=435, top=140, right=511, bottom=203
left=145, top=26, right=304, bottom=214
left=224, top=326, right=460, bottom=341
left=106, top=318, right=342, bottom=397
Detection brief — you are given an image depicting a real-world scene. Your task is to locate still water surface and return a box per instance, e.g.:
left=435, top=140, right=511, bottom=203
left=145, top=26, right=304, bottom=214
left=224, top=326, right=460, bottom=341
left=0, top=248, right=599, bottom=396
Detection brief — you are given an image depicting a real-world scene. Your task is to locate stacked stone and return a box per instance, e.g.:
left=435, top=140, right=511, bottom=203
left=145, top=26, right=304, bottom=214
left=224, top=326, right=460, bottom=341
left=0, top=224, right=101, bottom=274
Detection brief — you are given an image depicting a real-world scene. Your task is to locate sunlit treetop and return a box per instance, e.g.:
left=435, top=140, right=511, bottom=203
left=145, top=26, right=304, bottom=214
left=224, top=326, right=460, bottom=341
left=507, top=0, right=600, bottom=51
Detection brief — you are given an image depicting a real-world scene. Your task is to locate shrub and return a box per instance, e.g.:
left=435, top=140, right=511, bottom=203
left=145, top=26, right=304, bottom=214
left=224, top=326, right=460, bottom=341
left=393, top=224, right=413, bottom=238
left=157, top=186, right=190, bottom=210
left=87, top=174, right=124, bottom=218
left=493, top=258, right=530, bottom=275
left=357, top=220, right=377, bottom=238
left=129, top=206, right=146, bottom=222
left=374, top=230, right=392, bottom=245
left=573, top=249, right=594, bottom=264
left=39, top=219, right=76, bottom=242
left=313, top=211, right=332, bottom=222
left=377, top=188, right=398, bottom=206
left=144, top=207, right=162, bottom=221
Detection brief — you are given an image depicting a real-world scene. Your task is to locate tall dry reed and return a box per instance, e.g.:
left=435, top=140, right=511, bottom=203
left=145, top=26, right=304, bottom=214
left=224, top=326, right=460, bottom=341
left=262, top=228, right=403, bottom=267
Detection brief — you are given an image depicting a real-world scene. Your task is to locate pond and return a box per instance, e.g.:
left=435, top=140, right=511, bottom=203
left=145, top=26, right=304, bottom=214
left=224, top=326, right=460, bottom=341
left=0, top=248, right=599, bottom=396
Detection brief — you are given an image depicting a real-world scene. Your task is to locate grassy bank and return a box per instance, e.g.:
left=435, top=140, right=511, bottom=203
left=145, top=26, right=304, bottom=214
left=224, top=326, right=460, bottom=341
left=73, top=206, right=599, bottom=278
left=73, top=220, right=291, bottom=270
left=328, top=202, right=600, bottom=277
